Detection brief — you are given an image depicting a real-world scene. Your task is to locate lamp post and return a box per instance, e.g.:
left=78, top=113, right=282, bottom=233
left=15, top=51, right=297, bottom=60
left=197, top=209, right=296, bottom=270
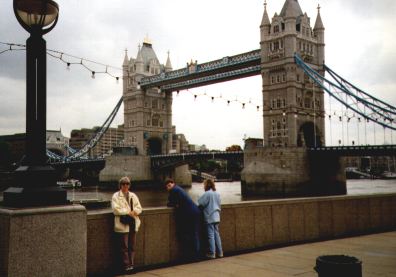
left=3, top=0, right=67, bottom=207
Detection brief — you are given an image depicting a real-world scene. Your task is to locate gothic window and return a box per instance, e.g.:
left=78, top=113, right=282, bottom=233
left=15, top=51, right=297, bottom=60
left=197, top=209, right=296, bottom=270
left=159, top=121, right=163, bottom=127
left=277, top=99, right=281, bottom=108
left=152, top=99, right=158, bottom=109
left=280, top=40, right=283, bottom=49
left=274, top=41, right=279, bottom=51
left=133, top=65, right=136, bottom=71
left=146, top=118, right=151, bottom=126
left=274, top=25, right=279, bottom=33
left=283, top=99, right=286, bottom=107
left=152, top=114, right=160, bottom=126
left=281, top=23, right=285, bottom=31
left=146, top=65, right=150, bottom=72
left=144, top=102, right=148, bottom=108
left=276, top=75, right=280, bottom=83
left=282, top=74, right=286, bottom=82
left=296, top=24, right=301, bottom=32
left=271, top=76, right=275, bottom=84
left=304, top=98, right=311, bottom=108
left=297, top=74, right=300, bottom=82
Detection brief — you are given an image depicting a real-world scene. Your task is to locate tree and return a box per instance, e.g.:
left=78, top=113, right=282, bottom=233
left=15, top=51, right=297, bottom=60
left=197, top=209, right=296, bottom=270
left=225, top=144, right=242, bottom=152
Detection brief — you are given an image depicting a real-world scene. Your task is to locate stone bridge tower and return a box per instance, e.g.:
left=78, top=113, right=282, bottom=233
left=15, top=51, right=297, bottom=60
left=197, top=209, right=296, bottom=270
left=242, top=0, right=345, bottom=196
left=122, top=39, right=173, bottom=156
left=260, top=0, right=325, bottom=148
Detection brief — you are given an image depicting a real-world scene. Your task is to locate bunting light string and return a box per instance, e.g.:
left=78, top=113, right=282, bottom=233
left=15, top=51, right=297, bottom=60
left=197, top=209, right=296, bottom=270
left=45, top=48, right=122, bottom=82
left=177, top=89, right=263, bottom=111
left=0, top=41, right=123, bottom=83
left=0, top=42, right=26, bottom=54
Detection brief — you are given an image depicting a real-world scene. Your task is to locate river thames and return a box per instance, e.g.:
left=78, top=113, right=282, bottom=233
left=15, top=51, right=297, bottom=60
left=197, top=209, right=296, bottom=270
left=63, top=179, right=396, bottom=208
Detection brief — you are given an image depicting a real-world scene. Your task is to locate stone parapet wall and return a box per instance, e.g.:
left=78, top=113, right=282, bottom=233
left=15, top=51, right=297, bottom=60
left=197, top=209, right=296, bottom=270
left=87, top=193, right=396, bottom=275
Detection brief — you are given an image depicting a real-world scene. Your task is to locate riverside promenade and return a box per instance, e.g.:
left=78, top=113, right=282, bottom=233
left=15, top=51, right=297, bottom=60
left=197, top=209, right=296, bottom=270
left=124, top=231, right=396, bottom=277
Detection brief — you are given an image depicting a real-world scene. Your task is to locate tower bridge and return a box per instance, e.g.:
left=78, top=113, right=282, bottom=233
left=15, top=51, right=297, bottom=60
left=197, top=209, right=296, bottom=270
left=46, top=0, right=395, bottom=195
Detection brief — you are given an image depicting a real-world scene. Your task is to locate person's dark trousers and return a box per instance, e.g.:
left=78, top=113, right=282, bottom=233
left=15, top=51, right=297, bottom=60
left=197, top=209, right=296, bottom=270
left=177, top=214, right=201, bottom=261
left=116, top=231, right=136, bottom=269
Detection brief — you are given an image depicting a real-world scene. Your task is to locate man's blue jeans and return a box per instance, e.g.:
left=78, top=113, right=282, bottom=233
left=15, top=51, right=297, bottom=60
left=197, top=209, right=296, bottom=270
left=206, top=223, right=223, bottom=256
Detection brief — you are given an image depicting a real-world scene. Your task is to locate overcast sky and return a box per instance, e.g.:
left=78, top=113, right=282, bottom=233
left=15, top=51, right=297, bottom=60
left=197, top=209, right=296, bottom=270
left=0, top=0, right=395, bottom=150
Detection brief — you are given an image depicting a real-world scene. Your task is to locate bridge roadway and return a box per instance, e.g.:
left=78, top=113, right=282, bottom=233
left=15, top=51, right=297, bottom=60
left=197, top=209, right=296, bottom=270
left=140, top=49, right=261, bottom=92
left=49, top=145, right=396, bottom=169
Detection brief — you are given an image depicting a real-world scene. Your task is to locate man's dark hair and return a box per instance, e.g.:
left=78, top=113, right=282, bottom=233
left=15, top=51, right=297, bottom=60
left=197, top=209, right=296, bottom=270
left=164, top=178, right=174, bottom=186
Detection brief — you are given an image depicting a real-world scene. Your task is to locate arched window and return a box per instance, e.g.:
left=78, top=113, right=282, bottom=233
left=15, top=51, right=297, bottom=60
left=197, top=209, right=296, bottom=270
left=152, top=114, right=160, bottom=126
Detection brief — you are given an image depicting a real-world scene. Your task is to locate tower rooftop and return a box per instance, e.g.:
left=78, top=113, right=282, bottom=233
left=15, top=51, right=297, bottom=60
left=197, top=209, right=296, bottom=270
left=280, top=0, right=303, bottom=18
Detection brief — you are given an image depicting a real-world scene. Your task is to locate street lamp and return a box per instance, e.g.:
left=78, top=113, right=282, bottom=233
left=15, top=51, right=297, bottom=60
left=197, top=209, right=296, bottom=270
left=3, top=0, right=67, bottom=207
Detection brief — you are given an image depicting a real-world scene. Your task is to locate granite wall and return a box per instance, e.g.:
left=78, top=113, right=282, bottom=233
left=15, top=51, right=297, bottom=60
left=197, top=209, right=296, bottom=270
left=87, top=193, right=396, bottom=275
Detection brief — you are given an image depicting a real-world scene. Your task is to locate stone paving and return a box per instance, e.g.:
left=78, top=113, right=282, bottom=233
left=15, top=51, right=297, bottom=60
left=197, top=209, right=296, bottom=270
left=120, top=231, right=396, bottom=277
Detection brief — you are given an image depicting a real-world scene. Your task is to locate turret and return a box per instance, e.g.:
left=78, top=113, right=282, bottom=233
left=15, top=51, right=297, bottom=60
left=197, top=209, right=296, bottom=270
left=313, top=4, right=325, bottom=65
left=135, top=44, right=144, bottom=73
left=165, top=51, right=173, bottom=72
left=260, top=1, right=271, bottom=42
left=122, top=49, right=129, bottom=94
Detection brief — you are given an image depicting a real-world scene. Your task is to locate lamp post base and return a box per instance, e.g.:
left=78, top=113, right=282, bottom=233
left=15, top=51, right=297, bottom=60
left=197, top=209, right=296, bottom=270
left=3, top=165, right=68, bottom=207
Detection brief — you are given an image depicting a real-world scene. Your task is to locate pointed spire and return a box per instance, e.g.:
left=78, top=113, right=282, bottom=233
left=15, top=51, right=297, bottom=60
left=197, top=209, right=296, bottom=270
left=123, top=48, right=129, bottom=66
left=280, top=0, right=303, bottom=18
left=136, top=43, right=143, bottom=63
left=261, top=0, right=270, bottom=26
left=314, top=4, right=324, bottom=30
left=165, top=50, right=172, bottom=70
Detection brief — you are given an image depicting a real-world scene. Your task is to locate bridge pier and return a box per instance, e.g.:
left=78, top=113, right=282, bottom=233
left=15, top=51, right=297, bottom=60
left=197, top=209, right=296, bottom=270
left=241, top=147, right=346, bottom=197
left=99, top=155, right=153, bottom=186
left=99, top=154, right=192, bottom=187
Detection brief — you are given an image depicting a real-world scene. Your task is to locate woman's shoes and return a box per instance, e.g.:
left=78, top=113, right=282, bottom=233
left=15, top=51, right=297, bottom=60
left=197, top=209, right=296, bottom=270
left=124, top=265, right=134, bottom=273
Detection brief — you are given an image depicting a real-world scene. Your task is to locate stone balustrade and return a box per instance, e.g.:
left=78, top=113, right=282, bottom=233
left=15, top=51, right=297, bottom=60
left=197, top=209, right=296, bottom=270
left=87, top=193, right=396, bottom=275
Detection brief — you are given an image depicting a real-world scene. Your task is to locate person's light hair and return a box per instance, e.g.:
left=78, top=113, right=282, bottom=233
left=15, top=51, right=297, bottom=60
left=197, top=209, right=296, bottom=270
left=119, top=176, right=131, bottom=188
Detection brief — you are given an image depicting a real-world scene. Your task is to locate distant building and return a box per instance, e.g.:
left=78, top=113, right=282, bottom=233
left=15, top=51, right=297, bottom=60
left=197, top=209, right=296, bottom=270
left=188, top=144, right=208, bottom=152
left=0, top=130, right=69, bottom=164
left=69, top=125, right=124, bottom=158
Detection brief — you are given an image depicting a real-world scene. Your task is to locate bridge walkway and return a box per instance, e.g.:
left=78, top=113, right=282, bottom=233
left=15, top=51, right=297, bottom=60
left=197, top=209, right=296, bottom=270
left=123, top=231, right=396, bottom=277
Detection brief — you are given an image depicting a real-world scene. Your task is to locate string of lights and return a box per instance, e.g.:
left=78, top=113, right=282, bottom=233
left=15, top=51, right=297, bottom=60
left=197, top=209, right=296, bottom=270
left=0, top=41, right=123, bottom=82
left=175, top=89, right=263, bottom=111
left=2, top=41, right=395, bottom=126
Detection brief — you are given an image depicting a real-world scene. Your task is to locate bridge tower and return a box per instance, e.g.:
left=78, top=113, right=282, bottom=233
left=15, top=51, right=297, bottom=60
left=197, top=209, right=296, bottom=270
left=260, top=0, right=325, bottom=148
left=242, top=0, right=345, bottom=196
left=122, top=39, right=173, bottom=156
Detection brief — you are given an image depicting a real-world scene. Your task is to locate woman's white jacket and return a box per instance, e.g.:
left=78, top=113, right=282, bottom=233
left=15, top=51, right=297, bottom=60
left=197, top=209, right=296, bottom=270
left=111, top=191, right=142, bottom=233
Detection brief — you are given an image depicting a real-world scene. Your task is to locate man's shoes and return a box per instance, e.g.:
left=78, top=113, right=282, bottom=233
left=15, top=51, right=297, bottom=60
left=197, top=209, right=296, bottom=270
left=124, top=265, right=134, bottom=273
left=206, top=253, right=216, bottom=259
left=217, top=252, right=224, bottom=258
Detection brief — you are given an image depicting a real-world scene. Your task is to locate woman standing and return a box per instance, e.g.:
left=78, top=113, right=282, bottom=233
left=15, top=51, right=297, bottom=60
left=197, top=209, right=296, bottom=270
left=198, top=179, right=223, bottom=259
left=111, top=176, right=142, bottom=273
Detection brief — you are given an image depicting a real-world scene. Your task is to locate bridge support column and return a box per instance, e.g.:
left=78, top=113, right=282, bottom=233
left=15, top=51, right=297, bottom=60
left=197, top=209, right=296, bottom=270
left=99, top=155, right=153, bottom=186
left=241, top=147, right=346, bottom=197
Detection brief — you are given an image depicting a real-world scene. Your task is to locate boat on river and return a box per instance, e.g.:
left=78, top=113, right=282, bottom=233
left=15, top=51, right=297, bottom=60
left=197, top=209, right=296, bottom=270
left=57, top=179, right=82, bottom=188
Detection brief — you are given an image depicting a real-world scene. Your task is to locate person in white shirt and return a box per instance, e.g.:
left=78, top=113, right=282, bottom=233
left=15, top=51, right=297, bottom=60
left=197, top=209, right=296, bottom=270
left=111, top=176, right=142, bottom=273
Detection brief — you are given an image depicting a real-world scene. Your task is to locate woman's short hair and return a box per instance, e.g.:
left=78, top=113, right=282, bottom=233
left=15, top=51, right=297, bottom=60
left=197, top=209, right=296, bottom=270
left=204, top=179, right=216, bottom=191
left=119, top=176, right=131, bottom=188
